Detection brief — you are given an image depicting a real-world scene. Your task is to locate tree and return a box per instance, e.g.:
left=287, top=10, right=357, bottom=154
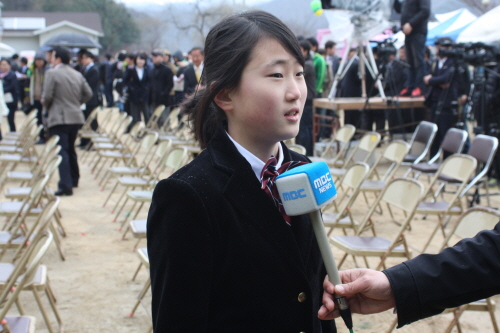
left=29, top=0, right=140, bottom=52
left=169, top=0, right=247, bottom=45
left=131, top=9, right=167, bottom=51
left=1, top=0, right=34, bottom=10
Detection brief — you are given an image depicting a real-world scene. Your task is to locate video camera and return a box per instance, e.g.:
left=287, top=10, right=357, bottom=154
left=438, top=41, right=500, bottom=67
left=371, top=38, right=397, bottom=60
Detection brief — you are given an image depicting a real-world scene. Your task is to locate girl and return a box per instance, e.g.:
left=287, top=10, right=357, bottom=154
left=0, top=59, right=19, bottom=132
left=28, top=53, right=48, bottom=143
left=147, top=11, right=336, bottom=332
left=123, top=53, right=151, bottom=130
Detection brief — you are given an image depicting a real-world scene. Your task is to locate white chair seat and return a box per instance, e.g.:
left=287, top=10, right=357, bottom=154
left=130, top=219, right=147, bottom=238
left=127, top=190, right=153, bottom=201
left=0, top=202, right=42, bottom=215
left=109, top=166, right=146, bottom=175
left=417, top=202, right=462, bottom=213
left=331, top=235, right=406, bottom=253
left=5, top=187, right=31, bottom=198
left=119, top=177, right=150, bottom=186
left=360, top=179, right=386, bottom=191
left=7, top=171, right=33, bottom=181
left=0, top=154, right=36, bottom=163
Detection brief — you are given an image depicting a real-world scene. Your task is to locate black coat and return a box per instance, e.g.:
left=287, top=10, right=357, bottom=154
left=394, top=0, right=431, bottom=35
left=183, top=64, right=199, bottom=95
left=150, top=63, right=174, bottom=106
left=425, top=58, right=458, bottom=111
left=2, top=71, right=19, bottom=104
left=123, top=67, right=151, bottom=104
left=339, top=58, right=361, bottom=98
left=385, top=221, right=500, bottom=328
left=83, top=64, right=100, bottom=110
left=147, top=125, right=336, bottom=332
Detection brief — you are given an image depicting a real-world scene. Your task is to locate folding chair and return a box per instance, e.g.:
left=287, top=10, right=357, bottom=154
left=107, top=147, right=189, bottom=220
left=3, top=109, right=38, bottom=141
left=144, top=104, right=166, bottom=131
left=99, top=131, right=160, bottom=188
left=116, top=146, right=189, bottom=227
left=90, top=120, right=143, bottom=177
left=330, top=178, right=424, bottom=270
left=416, top=154, right=477, bottom=253
left=128, top=247, right=151, bottom=319
left=311, top=124, right=356, bottom=162
left=322, top=162, right=370, bottom=236
left=406, top=127, right=467, bottom=179
left=456, top=135, right=498, bottom=207
left=359, top=140, right=410, bottom=211
left=3, top=135, right=60, bottom=189
left=329, top=131, right=381, bottom=181
left=401, top=121, right=438, bottom=167
left=0, top=231, right=62, bottom=333
left=287, top=144, right=307, bottom=155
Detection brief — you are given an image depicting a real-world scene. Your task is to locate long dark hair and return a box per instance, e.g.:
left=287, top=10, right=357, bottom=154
left=182, top=10, right=304, bottom=149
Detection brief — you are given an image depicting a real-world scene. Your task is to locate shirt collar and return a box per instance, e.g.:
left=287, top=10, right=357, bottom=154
left=226, top=132, right=284, bottom=180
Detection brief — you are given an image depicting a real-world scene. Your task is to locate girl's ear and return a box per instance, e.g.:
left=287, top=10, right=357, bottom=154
left=213, top=88, right=233, bottom=112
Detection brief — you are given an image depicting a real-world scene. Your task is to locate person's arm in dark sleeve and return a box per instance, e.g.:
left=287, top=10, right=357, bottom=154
left=393, top=0, right=401, bottom=13
left=384, top=221, right=500, bottom=328
left=147, top=178, right=213, bottom=332
left=163, top=66, right=174, bottom=102
left=428, top=66, right=455, bottom=86
left=408, top=0, right=430, bottom=29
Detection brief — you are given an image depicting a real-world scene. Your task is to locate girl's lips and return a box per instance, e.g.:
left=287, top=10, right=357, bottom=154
left=284, top=108, right=300, bottom=121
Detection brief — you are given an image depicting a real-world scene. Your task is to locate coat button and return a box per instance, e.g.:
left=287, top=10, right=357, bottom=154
left=297, top=292, right=307, bottom=302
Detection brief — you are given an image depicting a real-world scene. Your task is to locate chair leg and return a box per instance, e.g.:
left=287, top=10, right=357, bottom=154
left=132, top=262, right=143, bottom=281
left=113, top=192, right=129, bottom=220
left=50, top=222, right=66, bottom=261
left=421, top=215, right=444, bottom=253
left=33, top=289, right=56, bottom=333
left=45, top=286, right=63, bottom=328
left=53, top=214, right=66, bottom=238
left=120, top=201, right=139, bottom=230
left=338, top=253, right=348, bottom=268
left=128, top=278, right=151, bottom=317
left=487, top=298, right=500, bottom=333
left=15, top=298, right=26, bottom=315
left=103, top=181, right=120, bottom=208
left=444, top=306, right=467, bottom=333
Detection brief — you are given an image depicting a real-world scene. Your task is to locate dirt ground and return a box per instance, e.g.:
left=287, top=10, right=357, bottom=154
left=4, top=110, right=500, bottom=333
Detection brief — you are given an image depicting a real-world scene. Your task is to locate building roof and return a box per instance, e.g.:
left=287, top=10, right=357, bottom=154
left=2, top=11, right=103, bottom=34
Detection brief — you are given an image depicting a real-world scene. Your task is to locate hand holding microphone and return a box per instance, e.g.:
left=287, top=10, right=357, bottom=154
left=275, top=161, right=354, bottom=332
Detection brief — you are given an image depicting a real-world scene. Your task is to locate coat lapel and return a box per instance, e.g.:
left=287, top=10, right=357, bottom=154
left=208, top=126, right=311, bottom=276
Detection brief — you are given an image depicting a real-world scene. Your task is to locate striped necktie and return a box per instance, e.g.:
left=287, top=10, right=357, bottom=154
left=260, top=156, right=308, bottom=225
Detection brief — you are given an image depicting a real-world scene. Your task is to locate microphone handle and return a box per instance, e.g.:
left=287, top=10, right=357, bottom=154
left=309, top=210, right=342, bottom=286
left=309, top=210, right=353, bottom=331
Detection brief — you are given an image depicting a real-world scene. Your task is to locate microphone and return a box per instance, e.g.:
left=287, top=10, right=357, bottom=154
left=275, top=161, right=353, bottom=332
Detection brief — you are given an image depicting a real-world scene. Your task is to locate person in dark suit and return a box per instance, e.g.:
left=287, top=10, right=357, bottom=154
left=123, top=53, right=151, bottom=130
left=0, top=59, right=19, bottom=132
left=150, top=50, right=174, bottom=123
left=79, top=51, right=100, bottom=147
left=338, top=48, right=362, bottom=128
left=183, top=47, right=204, bottom=97
left=424, top=37, right=459, bottom=156
left=147, top=11, right=336, bottom=332
left=319, top=221, right=500, bottom=328
left=42, top=47, right=93, bottom=196
left=394, top=0, right=431, bottom=98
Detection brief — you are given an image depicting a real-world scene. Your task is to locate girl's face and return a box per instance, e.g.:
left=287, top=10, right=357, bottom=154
left=224, top=38, right=306, bottom=156
left=35, top=59, right=45, bottom=69
left=136, top=57, right=146, bottom=68
left=0, top=60, right=10, bottom=73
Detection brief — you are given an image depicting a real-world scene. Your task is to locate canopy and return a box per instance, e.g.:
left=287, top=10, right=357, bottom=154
left=457, top=5, right=500, bottom=43
left=426, top=8, right=477, bottom=45
left=44, top=33, right=102, bottom=49
left=0, top=43, right=15, bottom=57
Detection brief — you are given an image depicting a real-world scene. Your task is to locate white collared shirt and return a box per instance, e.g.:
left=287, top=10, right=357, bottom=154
left=227, top=132, right=284, bottom=180
left=438, top=57, right=447, bottom=70
left=136, top=66, right=144, bottom=80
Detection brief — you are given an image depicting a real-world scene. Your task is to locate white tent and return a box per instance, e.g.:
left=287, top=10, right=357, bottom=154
left=0, top=43, right=15, bottom=57
left=457, top=5, right=500, bottom=43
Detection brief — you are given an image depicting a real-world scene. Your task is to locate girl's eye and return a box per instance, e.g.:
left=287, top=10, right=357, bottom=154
left=270, top=73, right=283, bottom=78
left=296, top=72, right=304, bottom=77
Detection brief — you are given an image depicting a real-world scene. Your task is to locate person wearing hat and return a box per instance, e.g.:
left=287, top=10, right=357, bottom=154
left=28, top=53, right=48, bottom=143
left=150, top=50, right=174, bottom=124
left=423, top=37, right=459, bottom=156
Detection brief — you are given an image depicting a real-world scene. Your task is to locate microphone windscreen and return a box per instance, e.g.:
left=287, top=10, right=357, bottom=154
left=276, top=161, right=337, bottom=216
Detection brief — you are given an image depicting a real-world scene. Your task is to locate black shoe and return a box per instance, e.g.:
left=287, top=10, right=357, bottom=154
left=55, top=189, right=73, bottom=196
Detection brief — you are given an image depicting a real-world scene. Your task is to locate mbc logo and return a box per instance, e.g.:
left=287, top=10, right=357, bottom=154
left=283, top=189, right=306, bottom=201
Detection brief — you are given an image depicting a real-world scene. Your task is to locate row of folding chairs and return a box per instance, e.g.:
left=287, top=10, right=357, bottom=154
left=77, top=106, right=196, bottom=333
